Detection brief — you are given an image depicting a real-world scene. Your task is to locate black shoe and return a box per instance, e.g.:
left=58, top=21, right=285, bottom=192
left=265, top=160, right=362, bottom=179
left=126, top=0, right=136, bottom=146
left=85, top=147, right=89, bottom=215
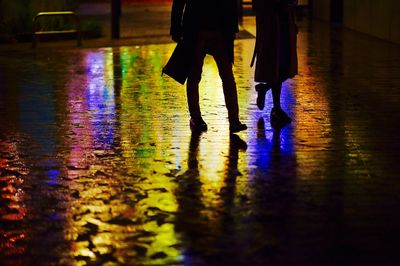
left=255, top=83, right=270, bottom=110
left=229, top=121, right=247, bottom=133
left=190, top=117, right=208, bottom=132
left=270, top=107, right=292, bottom=128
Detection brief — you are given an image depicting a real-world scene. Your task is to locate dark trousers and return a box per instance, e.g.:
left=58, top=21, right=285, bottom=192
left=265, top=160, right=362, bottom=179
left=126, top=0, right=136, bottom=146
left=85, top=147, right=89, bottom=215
left=186, top=31, right=239, bottom=122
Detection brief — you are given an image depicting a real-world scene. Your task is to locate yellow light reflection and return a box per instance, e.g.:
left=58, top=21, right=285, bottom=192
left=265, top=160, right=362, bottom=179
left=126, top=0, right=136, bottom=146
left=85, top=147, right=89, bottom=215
left=63, top=45, right=186, bottom=264
left=61, top=37, right=258, bottom=264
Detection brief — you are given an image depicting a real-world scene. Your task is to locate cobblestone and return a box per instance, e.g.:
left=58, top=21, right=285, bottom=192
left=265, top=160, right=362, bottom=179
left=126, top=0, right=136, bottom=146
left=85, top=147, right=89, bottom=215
left=1, top=3, right=400, bottom=266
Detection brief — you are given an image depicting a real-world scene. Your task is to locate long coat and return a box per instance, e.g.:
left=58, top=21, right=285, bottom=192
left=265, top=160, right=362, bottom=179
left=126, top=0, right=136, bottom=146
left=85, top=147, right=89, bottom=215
left=251, top=0, right=298, bottom=83
left=170, top=0, right=239, bottom=63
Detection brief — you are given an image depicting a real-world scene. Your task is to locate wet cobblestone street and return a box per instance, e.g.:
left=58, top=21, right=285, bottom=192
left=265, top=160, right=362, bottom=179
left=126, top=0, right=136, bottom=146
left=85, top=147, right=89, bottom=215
left=1, top=10, right=400, bottom=266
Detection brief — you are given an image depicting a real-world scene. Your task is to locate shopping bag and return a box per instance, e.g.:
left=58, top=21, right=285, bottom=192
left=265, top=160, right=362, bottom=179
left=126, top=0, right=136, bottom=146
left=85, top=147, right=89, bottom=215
left=162, top=41, right=189, bottom=85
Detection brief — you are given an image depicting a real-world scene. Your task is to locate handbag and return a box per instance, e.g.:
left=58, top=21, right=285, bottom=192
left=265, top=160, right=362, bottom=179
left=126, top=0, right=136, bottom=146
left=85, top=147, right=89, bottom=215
left=162, top=41, right=190, bottom=85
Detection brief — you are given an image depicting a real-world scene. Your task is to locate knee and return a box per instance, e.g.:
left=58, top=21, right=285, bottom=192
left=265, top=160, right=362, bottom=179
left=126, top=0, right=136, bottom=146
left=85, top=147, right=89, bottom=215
left=218, top=67, right=235, bottom=86
left=221, top=76, right=236, bottom=90
left=187, top=73, right=202, bottom=85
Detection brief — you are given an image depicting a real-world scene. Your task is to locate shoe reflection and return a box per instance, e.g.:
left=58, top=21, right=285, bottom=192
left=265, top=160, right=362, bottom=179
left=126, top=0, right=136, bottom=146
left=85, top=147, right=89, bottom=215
left=257, top=116, right=282, bottom=154
left=226, top=133, right=247, bottom=179
left=175, top=131, right=248, bottom=265
left=187, top=130, right=203, bottom=170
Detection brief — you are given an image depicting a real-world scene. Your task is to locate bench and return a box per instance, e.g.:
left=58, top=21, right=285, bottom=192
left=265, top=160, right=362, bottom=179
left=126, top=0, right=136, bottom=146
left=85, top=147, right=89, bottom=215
left=32, top=11, right=82, bottom=48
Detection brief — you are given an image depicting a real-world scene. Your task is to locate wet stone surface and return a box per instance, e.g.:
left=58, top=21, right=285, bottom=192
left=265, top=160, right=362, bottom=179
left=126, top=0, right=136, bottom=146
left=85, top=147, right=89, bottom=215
left=1, top=19, right=400, bottom=265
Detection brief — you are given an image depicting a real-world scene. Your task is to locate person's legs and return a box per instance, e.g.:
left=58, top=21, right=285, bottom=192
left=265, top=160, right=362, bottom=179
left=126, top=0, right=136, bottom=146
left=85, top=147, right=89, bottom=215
left=270, top=81, right=291, bottom=128
left=271, top=82, right=282, bottom=110
left=255, top=83, right=270, bottom=110
left=211, top=34, right=246, bottom=132
left=187, top=34, right=207, bottom=130
left=269, top=16, right=292, bottom=128
left=213, top=51, right=238, bottom=121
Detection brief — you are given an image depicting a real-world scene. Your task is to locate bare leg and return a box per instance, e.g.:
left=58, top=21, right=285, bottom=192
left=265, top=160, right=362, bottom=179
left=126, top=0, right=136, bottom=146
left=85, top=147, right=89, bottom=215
left=255, top=83, right=270, bottom=110
left=270, top=82, right=291, bottom=128
left=271, top=82, right=282, bottom=110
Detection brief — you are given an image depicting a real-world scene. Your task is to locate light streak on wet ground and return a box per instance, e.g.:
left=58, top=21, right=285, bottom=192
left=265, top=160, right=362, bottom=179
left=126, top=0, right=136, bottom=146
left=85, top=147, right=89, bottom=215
left=1, top=19, right=400, bottom=265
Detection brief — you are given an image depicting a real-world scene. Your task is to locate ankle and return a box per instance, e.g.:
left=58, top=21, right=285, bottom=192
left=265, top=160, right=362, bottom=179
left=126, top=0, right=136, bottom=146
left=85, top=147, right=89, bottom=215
left=255, top=83, right=270, bottom=92
left=190, top=117, right=208, bottom=131
left=229, top=121, right=247, bottom=133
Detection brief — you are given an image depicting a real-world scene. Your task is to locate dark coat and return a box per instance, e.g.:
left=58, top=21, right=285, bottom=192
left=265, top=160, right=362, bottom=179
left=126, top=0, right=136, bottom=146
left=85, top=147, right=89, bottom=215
left=170, top=0, right=239, bottom=63
left=251, top=0, right=298, bottom=83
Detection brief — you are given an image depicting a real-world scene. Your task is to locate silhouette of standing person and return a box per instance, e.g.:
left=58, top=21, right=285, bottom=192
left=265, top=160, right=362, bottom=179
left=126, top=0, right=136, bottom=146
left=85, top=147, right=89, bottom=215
left=251, top=0, right=298, bottom=128
left=170, top=0, right=247, bottom=133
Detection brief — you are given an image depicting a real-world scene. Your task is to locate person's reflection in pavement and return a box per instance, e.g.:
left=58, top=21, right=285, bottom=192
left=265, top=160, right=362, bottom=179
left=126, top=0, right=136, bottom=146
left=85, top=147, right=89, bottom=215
left=216, top=133, right=248, bottom=265
left=226, top=134, right=248, bottom=178
left=174, top=130, right=209, bottom=265
left=174, top=131, right=249, bottom=265
left=247, top=117, right=298, bottom=265
left=221, top=133, right=247, bottom=223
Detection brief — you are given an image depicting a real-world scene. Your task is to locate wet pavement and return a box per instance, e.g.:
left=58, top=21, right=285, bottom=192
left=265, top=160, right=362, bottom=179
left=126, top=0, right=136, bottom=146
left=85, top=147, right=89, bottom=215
left=1, top=5, right=400, bottom=266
